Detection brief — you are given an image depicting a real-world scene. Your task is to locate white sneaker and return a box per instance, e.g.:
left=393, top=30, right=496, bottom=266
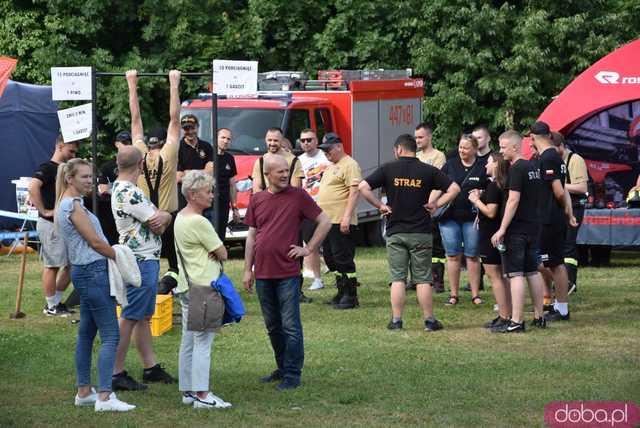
left=308, top=278, right=324, bottom=291
left=193, top=392, right=232, bottom=409
left=182, top=392, right=195, bottom=405
left=94, top=393, right=136, bottom=412
left=74, top=388, right=97, bottom=406
left=302, top=269, right=315, bottom=279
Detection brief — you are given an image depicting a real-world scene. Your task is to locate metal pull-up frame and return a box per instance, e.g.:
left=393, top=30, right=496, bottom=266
left=90, top=68, right=220, bottom=233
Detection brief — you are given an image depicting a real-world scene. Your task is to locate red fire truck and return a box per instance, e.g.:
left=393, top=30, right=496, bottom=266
left=180, top=70, right=424, bottom=244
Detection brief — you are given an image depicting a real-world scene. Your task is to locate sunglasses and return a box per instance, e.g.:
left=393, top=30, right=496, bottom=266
left=182, top=125, right=196, bottom=130
left=300, top=138, right=314, bottom=143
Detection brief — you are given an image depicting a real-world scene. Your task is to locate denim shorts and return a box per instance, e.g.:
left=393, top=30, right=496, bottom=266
left=121, top=259, right=159, bottom=321
left=439, top=220, right=479, bottom=257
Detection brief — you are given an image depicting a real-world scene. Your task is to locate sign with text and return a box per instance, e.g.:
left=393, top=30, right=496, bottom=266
left=212, top=60, right=258, bottom=96
left=51, top=66, right=92, bottom=100
left=57, top=103, right=92, bottom=142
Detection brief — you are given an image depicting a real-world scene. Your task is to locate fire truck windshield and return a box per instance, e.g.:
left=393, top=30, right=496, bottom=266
left=181, top=108, right=285, bottom=155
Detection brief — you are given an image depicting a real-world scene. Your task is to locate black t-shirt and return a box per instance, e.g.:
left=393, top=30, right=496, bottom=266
left=216, top=151, right=238, bottom=201
left=478, top=180, right=505, bottom=240
left=98, top=159, right=118, bottom=185
left=178, top=138, right=213, bottom=172
left=32, top=160, right=59, bottom=221
left=364, top=157, right=452, bottom=235
left=442, top=157, right=487, bottom=222
left=538, top=147, right=566, bottom=225
left=507, top=159, right=541, bottom=235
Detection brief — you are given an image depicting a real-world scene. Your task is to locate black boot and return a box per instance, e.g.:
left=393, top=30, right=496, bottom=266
left=299, top=276, right=313, bottom=303
left=324, top=274, right=344, bottom=305
left=566, top=263, right=578, bottom=294
left=334, top=277, right=359, bottom=310
left=432, top=262, right=445, bottom=294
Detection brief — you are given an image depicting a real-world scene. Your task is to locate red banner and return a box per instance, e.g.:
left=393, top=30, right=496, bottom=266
left=0, top=57, right=18, bottom=99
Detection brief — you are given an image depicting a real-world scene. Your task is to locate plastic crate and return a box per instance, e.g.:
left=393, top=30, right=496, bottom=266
left=150, top=311, right=172, bottom=337
left=154, top=294, right=173, bottom=319
left=116, top=294, right=173, bottom=337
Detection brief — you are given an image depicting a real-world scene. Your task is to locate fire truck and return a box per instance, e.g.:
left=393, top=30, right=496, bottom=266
left=180, top=69, right=424, bottom=244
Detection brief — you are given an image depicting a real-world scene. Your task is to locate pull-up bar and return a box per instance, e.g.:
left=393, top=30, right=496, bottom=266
left=89, top=66, right=221, bottom=233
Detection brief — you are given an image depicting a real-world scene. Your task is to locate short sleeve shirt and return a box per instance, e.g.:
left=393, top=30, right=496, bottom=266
left=32, top=160, right=59, bottom=221
left=477, top=180, right=505, bottom=240
left=441, top=157, right=487, bottom=222
left=539, top=147, right=566, bottom=225
left=298, top=150, right=331, bottom=201
left=364, top=157, right=452, bottom=235
left=177, top=138, right=213, bottom=172
left=507, top=159, right=541, bottom=235
left=251, top=150, right=304, bottom=190
left=563, top=150, right=588, bottom=185
left=56, top=197, right=107, bottom=266
left=416, top=149, right=446, bottom=169
left=244, top=186, right=322, bottom=279
left=317, top=155, right=362, bottom=225
left=174, top=213, right=223, bottom=294
left=216, top=151, right=238, bottom=201
left=111, top=180, right=162, bottom=261
left=134, top=139, right=179, bottom=212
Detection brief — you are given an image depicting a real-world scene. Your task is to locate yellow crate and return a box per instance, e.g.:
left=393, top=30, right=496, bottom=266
left=151, top=311, right=172, bottom=337
left=153, top=294, right=173, bottom=318
left=116, top=294, right=173, bottom=337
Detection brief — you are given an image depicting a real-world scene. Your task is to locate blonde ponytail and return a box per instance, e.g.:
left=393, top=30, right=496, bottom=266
left=53, top=158, right=91, bottom=226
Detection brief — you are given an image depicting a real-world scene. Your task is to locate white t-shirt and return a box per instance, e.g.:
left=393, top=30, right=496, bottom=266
left=111, top=180, right=162, bottom=261
left=298, top=150, right=330, bottom=201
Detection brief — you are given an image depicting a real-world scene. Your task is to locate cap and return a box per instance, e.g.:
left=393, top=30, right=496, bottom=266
left=529, top=121, right=551, bottom=136
left=550, top=131, right=565, bottom=147
left=147, top=127, right=167, bottom=147
left=181, top=114, right=198, bottom=127
left=115, top=131, right=132, bottom=144
left=318, top=132, right=342, bottom=150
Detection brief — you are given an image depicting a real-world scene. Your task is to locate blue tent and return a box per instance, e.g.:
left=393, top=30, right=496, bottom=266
left=0, top=80, right=59, bottom=228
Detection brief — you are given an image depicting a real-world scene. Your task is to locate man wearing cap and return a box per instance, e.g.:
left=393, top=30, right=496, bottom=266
left=529, top=122, right=577, bottom=322
left=126, top=69, right=181, bottom=293
left=177, top=114, right=213, bottom=210
left=251, top=127, right=304, bottom=193
left=29, top=134, right=78, bottom=316
left=317, top=132, right=363, bottom=309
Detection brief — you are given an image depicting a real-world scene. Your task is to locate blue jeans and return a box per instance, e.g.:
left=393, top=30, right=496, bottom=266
left=70, top=259, right=120, bottom=392
left=255, top=276, right=304, bottom=382
left=439, top=219, right=479, bottom=257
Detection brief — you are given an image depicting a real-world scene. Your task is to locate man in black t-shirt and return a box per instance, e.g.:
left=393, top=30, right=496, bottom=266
left=213, top=128, right=239, bottom=241
left=491, top=130, right=546, bottom=333
left=177, top=114, right=213, bottom=209
left=359, top=134, right=460, bottom=331
left=29, top=134, right=78, bottom=316
left=530, top=122, right=577, bottom=323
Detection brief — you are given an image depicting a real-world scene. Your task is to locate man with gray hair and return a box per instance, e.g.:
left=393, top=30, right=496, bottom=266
left=110, top=145, right=175, bottom=390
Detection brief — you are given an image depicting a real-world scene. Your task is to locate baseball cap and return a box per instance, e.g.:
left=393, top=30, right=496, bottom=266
left=147, top=127, right=167, bottom=147
left=115, top=131, right=132, bottom=145
left=181, top=114, right=198, bottom=128
left=529, top=121, right=551, bottom=136
left=318, top=132, right=342, bottom=150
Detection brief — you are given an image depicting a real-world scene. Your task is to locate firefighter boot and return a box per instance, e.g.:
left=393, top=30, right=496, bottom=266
left=566, top=263, right=578, bottom=294
left=334, top=276, right=359, bottom=310
left=324, top=275, right=344, bottom=305
left=432, top=262, right=445, bottom=294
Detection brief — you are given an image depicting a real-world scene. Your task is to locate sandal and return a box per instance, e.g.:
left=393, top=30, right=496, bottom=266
left=445, top=295, right=459, bottom=306
left=471, top=296, right=484, bottom=305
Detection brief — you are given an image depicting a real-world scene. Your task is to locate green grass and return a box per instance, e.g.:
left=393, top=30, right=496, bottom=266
left=1, top=248, right=639, bottom=428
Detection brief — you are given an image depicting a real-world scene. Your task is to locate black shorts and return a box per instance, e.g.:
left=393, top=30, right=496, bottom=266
left=538, top=223, right=566, bottom=268
left=478, top=230, right=501, bottom=265
left=504, top=232, right=539, bottom=277
left=301, top=219, right=317, bottom=244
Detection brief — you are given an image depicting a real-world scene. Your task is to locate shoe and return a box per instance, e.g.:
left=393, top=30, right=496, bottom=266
left=142, top=364, right=175, bottom=384
left=471, top=295, right=484, bottom=305
left=56, top=303, right=75, bottom=314
left=112, top=371, right=148, bottom=391
left=324, top=275, right=344, bottom=305
left=568, top=282, right=577, bottom=295
left=489, top=317, right=511, bottom=332
left=387, top=319, right=403, bottom=330
left=532, top=317, right=547, bottom=329
left=333, top=277, right=359, bottom=309
left=483, top=316, right=502, bottom=329
left=500, top=320, right=525, bottom=333
left=182, top=392, right=196, bottom=405
left=302, top=269, right=315, bottom=279
left=193, top=392, right=232, bottom=409
left=308, top=278, right=324, bottom=291
left=444, top=295, right=458, bottom=306
left=424, top=318, right=443, bottom=332
left=543, top=303, right=554, bottom=312
left=276, top=378, right=301, bottom=391
left=260, top=370, right=283, bottom=383
left=157, top=273, right=178, bottom=295
left=94, top=393, right=135, bottom=412
left=43, top=304, right=71, bottom=317
left=544, top=308, right=570, bottom=322
left=74, top=388, right=97, bottom=406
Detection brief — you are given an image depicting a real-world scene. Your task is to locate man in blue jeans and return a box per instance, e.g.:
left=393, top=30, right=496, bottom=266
left=243, top=155, right=331, bottom=391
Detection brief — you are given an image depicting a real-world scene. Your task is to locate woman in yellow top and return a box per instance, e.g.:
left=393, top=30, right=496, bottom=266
left=174, top=170, right=230, bottom=409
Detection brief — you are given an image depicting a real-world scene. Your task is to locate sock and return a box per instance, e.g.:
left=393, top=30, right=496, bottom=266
left=556, top=302, right=569, bottom=315
left=46, top=295, right=57, bottom=309
left=54, top=291, right=64, bottom=306
left=392, top=317, right=402, bottom=323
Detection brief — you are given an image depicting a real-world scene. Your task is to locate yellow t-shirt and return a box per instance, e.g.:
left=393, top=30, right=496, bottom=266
left=251, top=150, right=304, bottom=190
left=562, top=149, right=588, bottom=185
left=174, top=213, right=223, bottom=294
left=317, top=155, right=362, bottom=225
left=134, top=139, right=179, bottom=212
left=417, top=149, right=446, bottom=169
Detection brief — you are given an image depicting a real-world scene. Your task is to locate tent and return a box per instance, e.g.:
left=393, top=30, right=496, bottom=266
left=0, top=80, right=59, bottom=228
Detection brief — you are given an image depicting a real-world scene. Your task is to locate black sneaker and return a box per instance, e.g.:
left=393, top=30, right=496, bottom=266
left=424, top=318, right=443, bottom=332
left=531, top=317, right=547, bottom=329
left=43, top=304, right=70, bottom=317
left=544, top=308, right=570, bottom=322
left=484, top=316, right=507, bottom=329
left=543, top=303, right=554, bottom=312
left=276, top=377, right=301, bottom=391
left=56, top=302, right=75, bottom=314
left=502, top=320, right=525, bottom=333
left=142, top=364, right=175, bottom=384
left=260, top=370, right=283, bottom=383
left=112, top=371, right=149, bottom=391
left=387, top=319, right=403, bottom=330
left=489, top=318, right=512, bottom=332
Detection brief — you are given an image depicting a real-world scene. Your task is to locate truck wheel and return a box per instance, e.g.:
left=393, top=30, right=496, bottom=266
left=365, top=219, right=386, bottom=247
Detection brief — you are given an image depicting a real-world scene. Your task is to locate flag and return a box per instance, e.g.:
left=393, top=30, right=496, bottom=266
left=0, top=57, right=18, bottom=99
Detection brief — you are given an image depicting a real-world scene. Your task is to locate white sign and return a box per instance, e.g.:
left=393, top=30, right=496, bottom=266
left=212, top=60, right=258, bottom=96
left=57, top=103, right=92, bottom=142
left=51, top=66, right=92, bottom=100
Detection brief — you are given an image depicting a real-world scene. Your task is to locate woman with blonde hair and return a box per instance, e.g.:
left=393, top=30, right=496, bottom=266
left=55, top=158, right=135, bottom=412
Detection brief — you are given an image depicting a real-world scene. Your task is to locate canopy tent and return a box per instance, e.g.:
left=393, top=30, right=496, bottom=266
left=0, top=80, right=59, bottom=228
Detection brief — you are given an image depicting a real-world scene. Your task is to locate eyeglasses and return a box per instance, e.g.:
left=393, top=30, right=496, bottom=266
left=300, top=138, right=314, bottom=143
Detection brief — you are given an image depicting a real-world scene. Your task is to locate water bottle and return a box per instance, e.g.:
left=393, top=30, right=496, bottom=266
left=497, top=243, right=506, bottom=253
left=497, top=243, right=507, bottom=277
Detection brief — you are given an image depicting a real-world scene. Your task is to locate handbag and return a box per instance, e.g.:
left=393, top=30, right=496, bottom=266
left=176, top=243, right=224, bottom=333
left=432, top=161, right=479, bottom=220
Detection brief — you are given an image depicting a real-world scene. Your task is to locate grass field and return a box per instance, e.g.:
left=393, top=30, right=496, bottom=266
left=1, top=247, right=639, bottom=428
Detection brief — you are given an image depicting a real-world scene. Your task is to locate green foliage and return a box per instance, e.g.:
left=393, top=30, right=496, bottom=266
left=1, top=0, right=638, bottom=154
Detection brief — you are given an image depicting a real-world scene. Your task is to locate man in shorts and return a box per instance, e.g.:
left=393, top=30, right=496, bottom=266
left=359, top=134, right=459, bottom=331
